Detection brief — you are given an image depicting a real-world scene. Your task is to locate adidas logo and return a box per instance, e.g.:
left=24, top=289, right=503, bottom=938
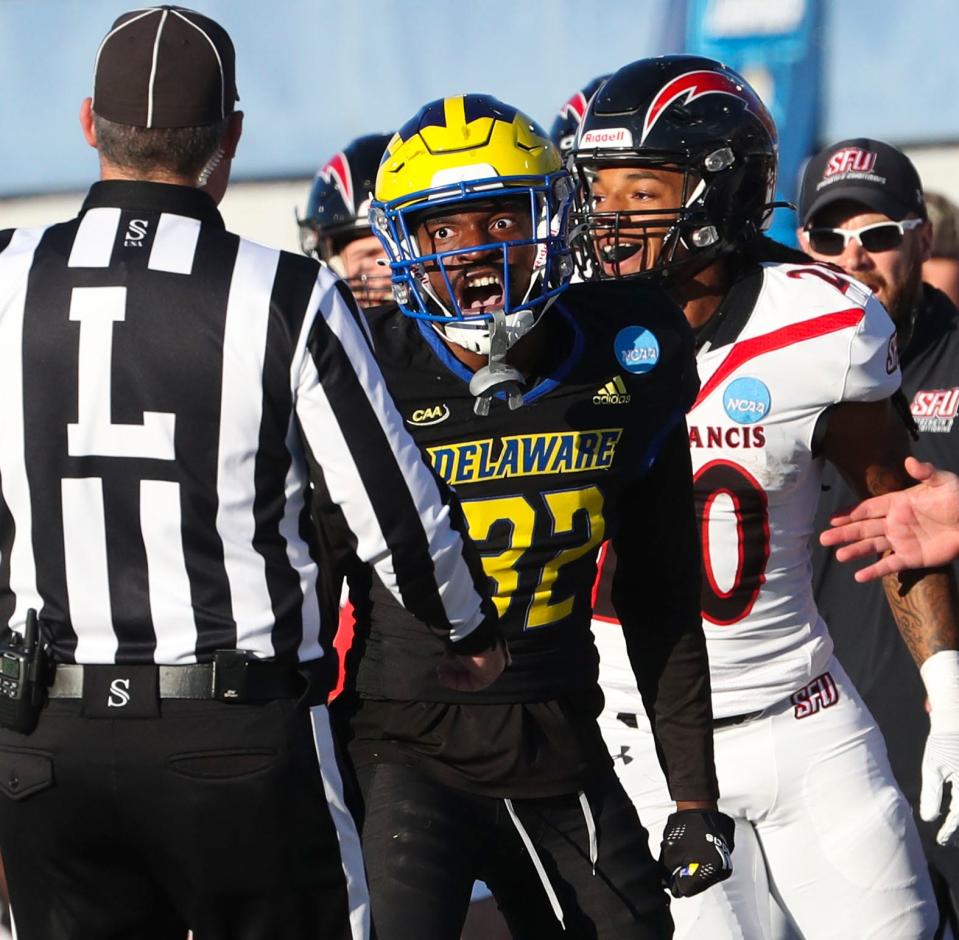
left=593, top=376, right=631, bottom=405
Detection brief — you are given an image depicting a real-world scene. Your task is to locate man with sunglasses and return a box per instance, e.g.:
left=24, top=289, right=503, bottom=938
left=804, top=138, right=959, bottom=938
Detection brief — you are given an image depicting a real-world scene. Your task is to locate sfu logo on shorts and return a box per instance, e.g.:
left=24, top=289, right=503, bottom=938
left=791, top=672, right=839, bottom=719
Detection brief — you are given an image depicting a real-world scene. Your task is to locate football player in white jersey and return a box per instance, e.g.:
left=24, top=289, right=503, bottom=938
left=297, top=132, right=394, bottom=308
left=570, top=54, right=959, bottom=939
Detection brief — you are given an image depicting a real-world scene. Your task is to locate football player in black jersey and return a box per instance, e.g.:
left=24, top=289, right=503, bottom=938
left=326, top=94, right=735, bottom=940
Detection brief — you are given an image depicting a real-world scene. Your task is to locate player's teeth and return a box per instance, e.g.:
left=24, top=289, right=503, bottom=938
left=467, top=276, right=499, bottom=287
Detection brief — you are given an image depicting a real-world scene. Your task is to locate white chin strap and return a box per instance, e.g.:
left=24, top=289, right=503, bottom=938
left=435, top=309, right=536, bottom=356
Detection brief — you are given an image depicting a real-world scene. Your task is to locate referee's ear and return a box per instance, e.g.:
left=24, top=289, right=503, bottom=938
left=221, top=111, right=244, bottom=161
left=80, top=97, right=97, bottom=149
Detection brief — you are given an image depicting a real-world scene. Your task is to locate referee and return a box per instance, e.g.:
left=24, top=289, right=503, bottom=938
left=0, top=7, right=503, bottom=940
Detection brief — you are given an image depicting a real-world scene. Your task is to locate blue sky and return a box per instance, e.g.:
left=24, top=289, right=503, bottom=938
left=0, top=0, right=956, bottom=196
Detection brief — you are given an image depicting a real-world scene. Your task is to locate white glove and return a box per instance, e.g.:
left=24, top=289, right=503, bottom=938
left=920, top=651, right=959, bottom=845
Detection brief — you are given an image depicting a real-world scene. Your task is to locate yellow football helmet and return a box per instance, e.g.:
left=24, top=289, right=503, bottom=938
left=369, top=94, right=574, bottom=356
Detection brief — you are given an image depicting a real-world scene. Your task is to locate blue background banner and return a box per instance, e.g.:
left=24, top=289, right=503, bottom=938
left=684, top=0, right=822, bottom=244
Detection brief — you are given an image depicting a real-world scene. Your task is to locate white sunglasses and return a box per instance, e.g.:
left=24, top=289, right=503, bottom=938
left=804, top=218, right=923, bottom=256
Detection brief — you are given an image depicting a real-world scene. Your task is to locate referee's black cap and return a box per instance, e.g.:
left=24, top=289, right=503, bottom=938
left=92, top=6, right=238, bottom=129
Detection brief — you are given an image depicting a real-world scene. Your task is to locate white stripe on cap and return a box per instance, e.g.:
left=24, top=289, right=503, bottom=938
left=169, top=7, right=226, bottom=120
left=146, top=7, right=170, bottom=129
left=91, top=8, right=158, bottom=113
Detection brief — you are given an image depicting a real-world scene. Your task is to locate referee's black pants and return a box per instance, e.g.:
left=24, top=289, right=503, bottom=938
left=0, top=696, right=367, bottom=939
left=357, top=761, right=673, bottom=940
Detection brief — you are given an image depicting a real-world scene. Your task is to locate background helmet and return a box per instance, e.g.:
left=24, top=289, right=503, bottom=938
left=370, top=94, right=574, bottom=356
left=549, top=75, right=610, bottom=159
left=297, top=132, right=393, bottom=297
left=571, top=54, right=779, bottom=281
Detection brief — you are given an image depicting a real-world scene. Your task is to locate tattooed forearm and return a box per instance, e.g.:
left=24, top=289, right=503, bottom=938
left=882, top=568, right=959, bottom=666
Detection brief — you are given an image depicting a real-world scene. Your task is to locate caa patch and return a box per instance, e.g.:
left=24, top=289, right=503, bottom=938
left=615, top=326, right=660, bottom=374
left=723, top=377, right=770, bottom=425
left=408, top=404, right=450, bottom=427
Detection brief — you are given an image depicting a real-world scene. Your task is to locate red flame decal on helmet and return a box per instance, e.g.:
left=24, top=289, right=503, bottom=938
left=320, top=152, right=353, bottom=208
left=559, top=90, right=589, bottom=125
left=642, top=69, right=775, bottom=145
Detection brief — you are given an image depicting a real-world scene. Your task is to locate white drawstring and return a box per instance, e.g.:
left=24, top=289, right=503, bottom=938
left=578, top=790, right=598, bottom=874
left=504, top=797, right=566, bottom=931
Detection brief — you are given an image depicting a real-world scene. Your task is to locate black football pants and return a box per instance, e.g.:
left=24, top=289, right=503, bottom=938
left=357, top=761, right=673, bottom=940
left=0, top=697, right=366, bottom=940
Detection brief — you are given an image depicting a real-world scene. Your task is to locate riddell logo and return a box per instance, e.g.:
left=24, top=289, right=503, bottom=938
left=824, top=148, right=877, bottom=178
left=579, top=127, right=633, bottom=149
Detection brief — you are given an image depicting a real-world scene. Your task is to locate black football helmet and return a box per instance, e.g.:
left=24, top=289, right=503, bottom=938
left=571, top=55, right=780, bottom=282
left=549, top=75, right=610, bottom=159
left=297, top=132, right=392, bottom=301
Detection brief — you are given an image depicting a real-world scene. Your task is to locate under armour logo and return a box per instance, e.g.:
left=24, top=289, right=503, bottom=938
left=612, top=746, right=633, bottom=765
left=108, top=678, right=131, bottom=708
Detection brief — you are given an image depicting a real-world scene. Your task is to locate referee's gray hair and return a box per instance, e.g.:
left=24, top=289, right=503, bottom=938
left=93, top=111, right=229, bottom=179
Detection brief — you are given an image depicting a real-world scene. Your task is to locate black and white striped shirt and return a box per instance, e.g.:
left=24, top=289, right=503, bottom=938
left=0, top=180, right=493, bottom=665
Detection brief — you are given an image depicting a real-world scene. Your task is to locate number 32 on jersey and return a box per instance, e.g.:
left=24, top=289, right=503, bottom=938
left=460, top=485, right=606, bottom=631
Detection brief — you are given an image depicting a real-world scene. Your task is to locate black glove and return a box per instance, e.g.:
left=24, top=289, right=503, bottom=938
left=660, top=809, right=735, bottom=898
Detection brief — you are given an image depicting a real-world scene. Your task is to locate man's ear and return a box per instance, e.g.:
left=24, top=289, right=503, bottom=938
left=796, top=227, right=809, bottom=251
left=221, top=111, right=243, bottom=159
left=917, top=218, right=934, bottom=264
left=80, top=98, right=97, bottom=148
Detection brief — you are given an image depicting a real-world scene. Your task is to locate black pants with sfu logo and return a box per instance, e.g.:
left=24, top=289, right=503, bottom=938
left=0, top=689, right=368, bottom=939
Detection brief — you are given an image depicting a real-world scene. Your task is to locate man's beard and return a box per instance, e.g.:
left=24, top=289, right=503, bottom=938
left=860, top=262, right=924, bottom=331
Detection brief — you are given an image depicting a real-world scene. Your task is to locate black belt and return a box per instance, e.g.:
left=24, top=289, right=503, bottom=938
left=48, top=658, right=304, bottom=702
left=712, top=709, right=765, bottom=730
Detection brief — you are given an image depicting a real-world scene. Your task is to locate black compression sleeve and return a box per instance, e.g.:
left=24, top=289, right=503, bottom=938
left=611, top=423, right=718, bottom=802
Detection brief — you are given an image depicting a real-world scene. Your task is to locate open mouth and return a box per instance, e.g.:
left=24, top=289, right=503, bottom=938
left=599, top=242, right=643, bottom=264
left=457, top=270, right=505, bottom=314
left=595, top=235, right=648, bottom=275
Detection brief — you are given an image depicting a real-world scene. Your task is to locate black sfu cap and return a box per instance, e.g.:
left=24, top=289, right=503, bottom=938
left=799, top=137, right=926, bottom=227
left=93, top=6, right=238, bottom=129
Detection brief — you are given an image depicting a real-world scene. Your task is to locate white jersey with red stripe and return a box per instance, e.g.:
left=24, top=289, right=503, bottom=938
left=595, top=261, right=901, bottom=719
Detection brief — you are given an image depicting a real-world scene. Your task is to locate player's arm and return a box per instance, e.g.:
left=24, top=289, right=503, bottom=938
left=612, top=422, right=735, bottom=895
left=821, top=400, right=959, bottom=664
left=822, top=399, right=959, bottom=843
left=611, top=422, right=717, bottom=805
left=293, top=269, right=504, bottom=689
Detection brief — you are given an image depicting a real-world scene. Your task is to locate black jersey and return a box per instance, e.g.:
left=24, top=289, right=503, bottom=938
left=346, top=279, right=701, bottom=705
left=330, top=280, right=717, bottom=799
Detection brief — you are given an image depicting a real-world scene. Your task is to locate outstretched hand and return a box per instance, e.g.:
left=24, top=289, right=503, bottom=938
left=819, top=457, right=959, bottom=582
